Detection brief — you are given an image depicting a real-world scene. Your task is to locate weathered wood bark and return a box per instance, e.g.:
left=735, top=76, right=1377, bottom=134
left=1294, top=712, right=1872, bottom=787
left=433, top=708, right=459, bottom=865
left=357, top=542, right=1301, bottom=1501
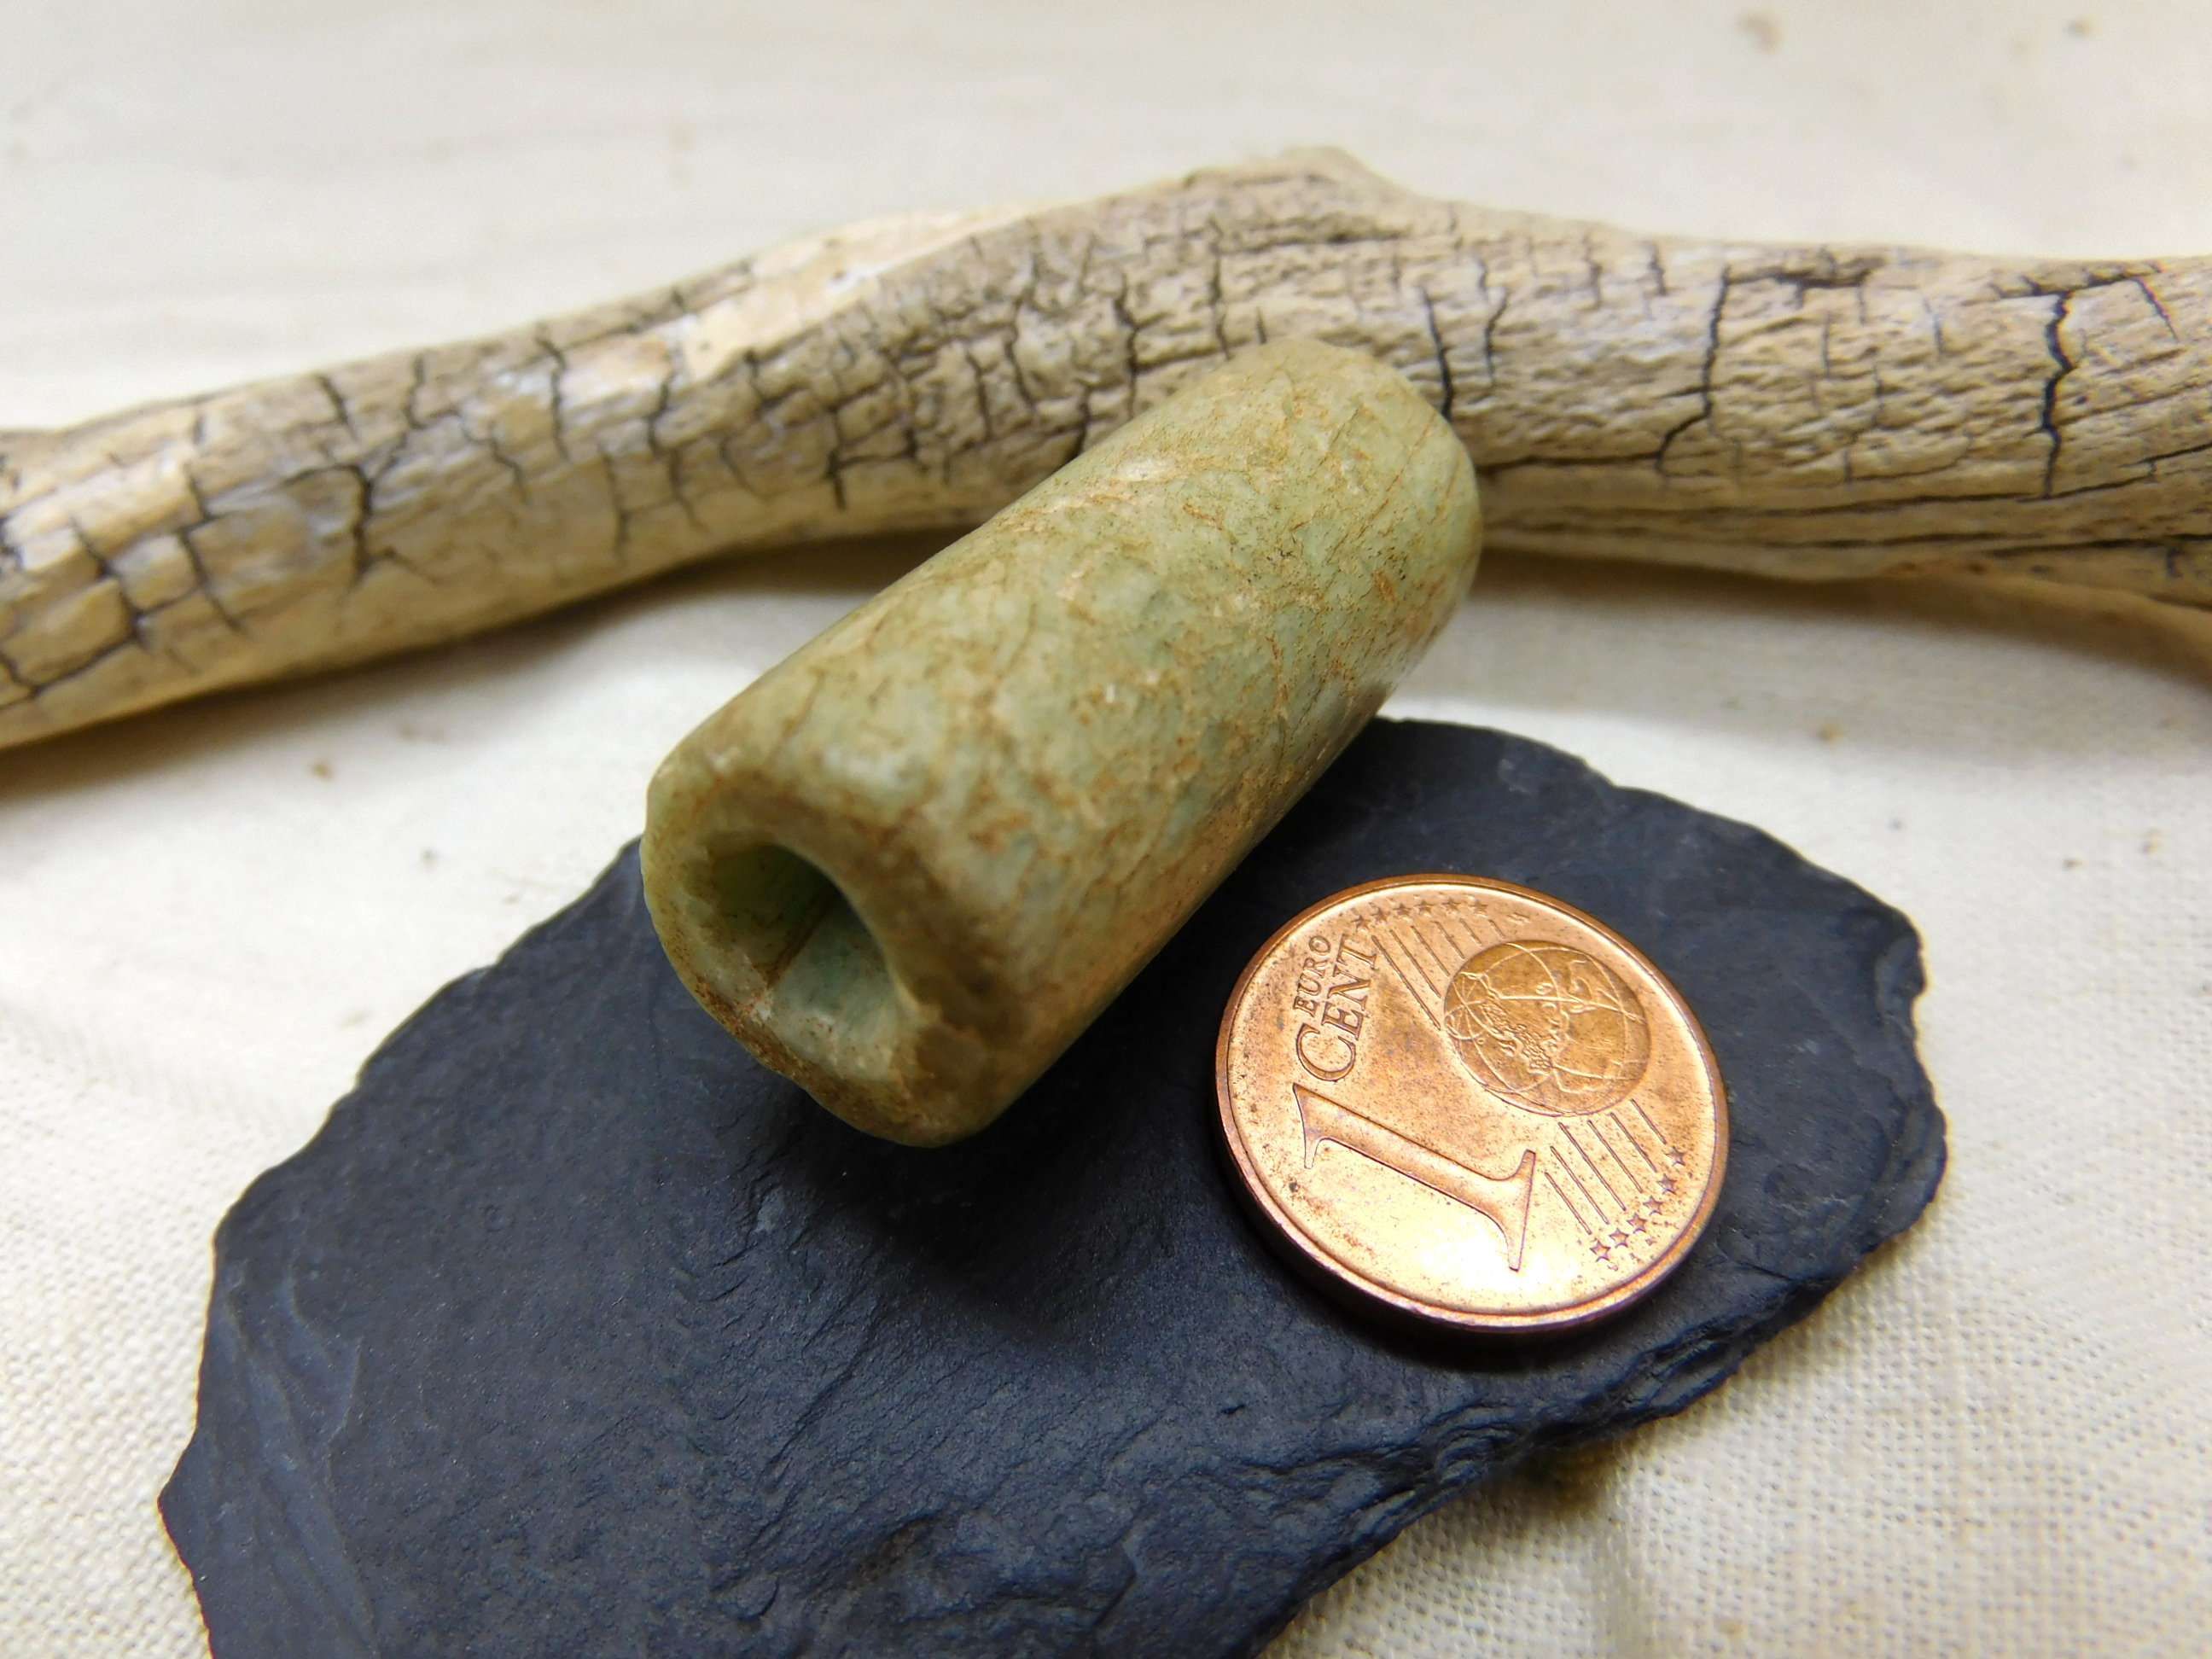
left=3, top=149, right=2207, bottom=749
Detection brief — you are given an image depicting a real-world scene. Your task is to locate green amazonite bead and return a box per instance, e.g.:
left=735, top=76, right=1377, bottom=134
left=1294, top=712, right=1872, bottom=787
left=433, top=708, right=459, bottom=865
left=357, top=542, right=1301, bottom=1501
left=641, top=341, right=1480, bottom=1145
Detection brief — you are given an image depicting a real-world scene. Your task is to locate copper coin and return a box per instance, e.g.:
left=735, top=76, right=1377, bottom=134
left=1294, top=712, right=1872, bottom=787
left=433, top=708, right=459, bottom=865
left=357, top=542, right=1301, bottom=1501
left=1215, top=876, right=1726, bottom=1336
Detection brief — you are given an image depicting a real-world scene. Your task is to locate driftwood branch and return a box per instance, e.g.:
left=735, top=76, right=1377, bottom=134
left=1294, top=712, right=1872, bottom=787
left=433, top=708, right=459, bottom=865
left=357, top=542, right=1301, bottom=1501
left=3, top=149, right=2207, bottom=749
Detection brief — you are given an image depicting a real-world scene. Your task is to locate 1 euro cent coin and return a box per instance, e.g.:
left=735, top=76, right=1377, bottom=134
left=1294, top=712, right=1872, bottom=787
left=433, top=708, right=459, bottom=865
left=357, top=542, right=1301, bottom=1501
left=1215, top=876, right=1726, bottom=1336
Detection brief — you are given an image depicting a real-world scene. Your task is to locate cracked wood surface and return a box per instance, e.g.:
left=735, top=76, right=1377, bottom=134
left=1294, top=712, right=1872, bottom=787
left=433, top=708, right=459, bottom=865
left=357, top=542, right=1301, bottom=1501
left=3, top=148, right=2208, bottom=750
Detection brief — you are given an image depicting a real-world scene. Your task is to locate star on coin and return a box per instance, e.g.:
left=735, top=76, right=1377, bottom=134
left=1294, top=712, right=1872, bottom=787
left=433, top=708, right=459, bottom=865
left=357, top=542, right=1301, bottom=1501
left=1215, top=873, right=1727, bottom=1337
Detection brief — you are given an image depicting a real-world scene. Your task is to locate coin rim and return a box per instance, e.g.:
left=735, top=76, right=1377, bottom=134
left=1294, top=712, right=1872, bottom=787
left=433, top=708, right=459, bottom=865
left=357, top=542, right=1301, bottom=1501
left=1213, top=874, right=1730, bottom=1338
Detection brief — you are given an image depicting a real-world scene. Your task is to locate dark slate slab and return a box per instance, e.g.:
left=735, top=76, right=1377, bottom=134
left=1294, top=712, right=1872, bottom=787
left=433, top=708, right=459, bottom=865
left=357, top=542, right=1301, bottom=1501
left=162, top=719, right=1944, bottom=1659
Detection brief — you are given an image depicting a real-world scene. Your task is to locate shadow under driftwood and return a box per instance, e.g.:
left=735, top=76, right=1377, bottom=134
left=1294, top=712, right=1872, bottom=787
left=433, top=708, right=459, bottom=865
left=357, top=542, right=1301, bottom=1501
left=5, top=528, right=2208, bottom=812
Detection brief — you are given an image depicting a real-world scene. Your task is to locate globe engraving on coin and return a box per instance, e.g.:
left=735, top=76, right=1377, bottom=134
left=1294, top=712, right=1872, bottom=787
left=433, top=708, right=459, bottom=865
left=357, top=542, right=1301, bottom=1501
left=1441, top=941, right=1650, bottom=1115
left=1215, top=876, right=1726, bottom=1336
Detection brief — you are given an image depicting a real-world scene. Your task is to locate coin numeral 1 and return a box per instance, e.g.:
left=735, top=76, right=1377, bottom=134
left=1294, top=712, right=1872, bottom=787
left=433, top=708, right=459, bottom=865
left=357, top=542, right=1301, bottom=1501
left=1290, top=1085, right=1538, bottom=1272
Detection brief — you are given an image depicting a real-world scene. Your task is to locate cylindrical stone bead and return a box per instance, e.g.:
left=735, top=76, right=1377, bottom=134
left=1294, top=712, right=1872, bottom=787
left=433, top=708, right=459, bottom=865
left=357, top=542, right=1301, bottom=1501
left=641, top=340, right=1480, bottom=1144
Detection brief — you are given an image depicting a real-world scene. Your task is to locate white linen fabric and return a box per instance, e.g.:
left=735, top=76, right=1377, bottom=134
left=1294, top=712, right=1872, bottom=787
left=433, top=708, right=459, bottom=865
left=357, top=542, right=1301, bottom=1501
left=3, top=5, right=2208, bottom=1655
